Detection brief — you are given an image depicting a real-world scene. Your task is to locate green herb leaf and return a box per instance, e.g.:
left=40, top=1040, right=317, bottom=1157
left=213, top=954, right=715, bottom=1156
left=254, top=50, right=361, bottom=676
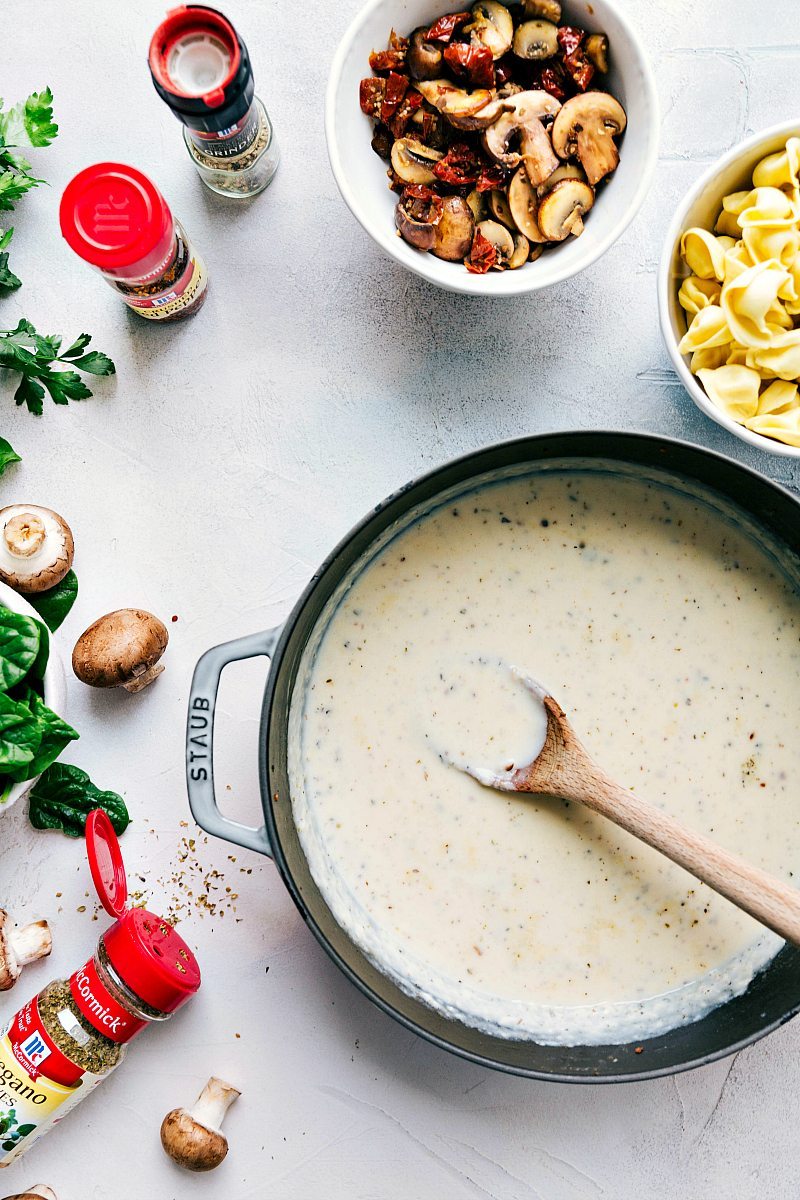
left=0, top=692, right=41, bottom=771
left=29, top=762, right=130, bottom=838
left=0, top=437, right=20, bottom=476
left=1, top=322, right=115, bottom=414
left=27, top=570, right=78, bottom=631
left=0, top=170, right=39, bottom=211
left=7, top=691, right=78, bottom=780
left=13, top=373, right=44, bottom=415
left=0, top=228, right=20, bottom=290
left=0, top=88, right=58, bottom=150
left=68, top=351, right=116, bottom=376
left=0, top=610, right=41, bottom=691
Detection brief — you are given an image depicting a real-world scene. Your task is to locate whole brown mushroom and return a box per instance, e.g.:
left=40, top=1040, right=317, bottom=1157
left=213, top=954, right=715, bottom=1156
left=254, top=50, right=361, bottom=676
left=161, top=1077, right=241, bottom=1172
left=0, top=909, right=52, bottom=991
left=431, top=197, right=475, bottom=261
left=1, top=1187, right=58, bottom=1200
left=72, top=609, right=168, bottom=693
left=0, top=505, right=73, bottom=595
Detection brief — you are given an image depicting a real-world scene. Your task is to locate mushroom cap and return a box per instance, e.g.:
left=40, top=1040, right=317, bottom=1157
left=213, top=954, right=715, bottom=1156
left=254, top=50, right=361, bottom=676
left=537, top=178, right=595, bottom=241
left=0, top=505, right=74, bottom=595
left=161, top=1108, right=229, bottom=1172
left=551, top=92, right=627, bottom=186
left=432, top=196, right=475, bottom=262
left=508, top=166, right=547, bottom=243
left=407, top=27, right=443, bottom=81
left=72, top=609, right=168, bottom=689
left=469, top=1, right=514, bottom=59
left=512, top=19, right=558, bottom=61
left=390, top=137, right=443, bottom=185
left=476, top=219, right=515, bottom=267
left=2, top=1189, right=58, bottom=1200
left=0, top=910, right=14, bottom=991
left=482, top=90, right=560, bottom=182
left=413, top=81, right=503, bottom=131
left=507, top=231, right=531, bottom=269
left=521, top=0, right=561, bottom=19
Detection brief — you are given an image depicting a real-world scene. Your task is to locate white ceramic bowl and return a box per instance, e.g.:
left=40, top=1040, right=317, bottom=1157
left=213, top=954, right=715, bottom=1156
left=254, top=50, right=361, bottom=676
left=326, top=0, right=659, bottom=295
left=658, top=120, right=800, bottom=459
left=0, top=581, right=67, bottom=817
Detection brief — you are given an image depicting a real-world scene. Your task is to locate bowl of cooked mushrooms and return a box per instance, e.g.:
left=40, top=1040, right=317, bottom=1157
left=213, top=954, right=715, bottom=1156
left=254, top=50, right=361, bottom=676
left=326, top=0, right=659, bottom=294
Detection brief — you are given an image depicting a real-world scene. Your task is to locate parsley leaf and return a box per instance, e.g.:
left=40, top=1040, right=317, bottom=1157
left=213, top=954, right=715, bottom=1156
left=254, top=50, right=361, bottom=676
left=0, top=88, right=58, bottom=150
left=0, top=227, right=20, bottom=289
left=0, top=88, right=57, bottom=288
left=1, top=319, right=115, bottom=414
left=0, top=437, right=20, bottom=476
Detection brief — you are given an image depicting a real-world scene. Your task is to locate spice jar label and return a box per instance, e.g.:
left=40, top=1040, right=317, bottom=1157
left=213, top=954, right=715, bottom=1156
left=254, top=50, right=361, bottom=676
left=123, top=253, right=208, bottom=320
left=69, top=961, right=147, bottom=1043
left=0, top=1002, right=103, bottom=1166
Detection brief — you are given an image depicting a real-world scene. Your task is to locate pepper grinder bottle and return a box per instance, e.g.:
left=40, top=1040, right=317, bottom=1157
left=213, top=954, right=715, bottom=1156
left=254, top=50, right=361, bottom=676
left=0, top=811, right=201, bottom=1167
left=59, top=163, right=209, bottom=321
left=148, top=5, right=279, bottom=198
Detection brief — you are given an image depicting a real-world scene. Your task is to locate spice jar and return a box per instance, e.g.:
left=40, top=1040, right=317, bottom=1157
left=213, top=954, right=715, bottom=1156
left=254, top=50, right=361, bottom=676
left=149, top=5, right=280, bottom=198
left=0, top=811, right=201, bottom=1167
left=59, top=163, right=209, bottom=320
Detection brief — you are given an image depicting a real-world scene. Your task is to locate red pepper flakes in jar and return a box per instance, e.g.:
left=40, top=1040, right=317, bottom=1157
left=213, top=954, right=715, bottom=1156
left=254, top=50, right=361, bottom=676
left=59, top=163, right=208, bottom=322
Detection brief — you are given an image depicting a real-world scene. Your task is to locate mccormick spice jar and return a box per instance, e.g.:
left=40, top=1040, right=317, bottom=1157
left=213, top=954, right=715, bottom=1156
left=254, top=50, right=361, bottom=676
left=148, top=5, right=280, bottom=198
left=59, top=163, right=209, bottom=320
left=0, top=811, right=201, bottom=1167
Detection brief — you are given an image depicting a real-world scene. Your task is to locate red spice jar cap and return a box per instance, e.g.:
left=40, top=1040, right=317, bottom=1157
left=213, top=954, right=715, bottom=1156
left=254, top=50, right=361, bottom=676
left=86, top=810, right=201, bottom=1014
left=59, top=162, right=174, bottom=278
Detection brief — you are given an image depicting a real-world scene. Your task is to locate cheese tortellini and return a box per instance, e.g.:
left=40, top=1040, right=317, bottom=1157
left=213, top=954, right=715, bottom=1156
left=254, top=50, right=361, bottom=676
left=678, top=138, right=800, bottom=447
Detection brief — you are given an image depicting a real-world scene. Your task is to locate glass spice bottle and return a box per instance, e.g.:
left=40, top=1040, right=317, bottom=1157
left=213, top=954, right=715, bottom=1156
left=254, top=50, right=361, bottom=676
left=148, top=5, right=279, bottom=199
left=0, top=811, right=201, bottom=1167
left=59, top=163, right=209, bottom=320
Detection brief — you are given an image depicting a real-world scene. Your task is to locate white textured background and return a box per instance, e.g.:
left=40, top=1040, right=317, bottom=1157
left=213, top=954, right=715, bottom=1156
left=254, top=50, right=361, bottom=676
left=1, top=1, right=800, bottom=1197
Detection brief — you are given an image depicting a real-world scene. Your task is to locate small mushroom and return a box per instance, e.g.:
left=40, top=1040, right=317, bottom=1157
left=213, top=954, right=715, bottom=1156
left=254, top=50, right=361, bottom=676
left=521, top=0, right=561, bottom=20
left=536, top=178, right=595, bottom=240
left=1, top=1187, right=58, bottom=1200
left=465, top=188, right=488, bottom=222
left=585, top=33, right=609, bottom=74
left=476, top=219, right=515, bottom=268
left=507, top=232, right=531, bottom=269
left=414, top=80, right=503, bottom=130
left=536, top=162, right=586, bottom=196
left=0, top=910, right=52, bottom=991
left=528, top=242, right=544, bottom=262
left=469, top=1, right=514, bottom=59
left=508, top=166, right=547, bottom=241
left=432, top=196, right=475, bottom=261
left=0, top=505, right=74, bottom=595
left=551, top=91, right=627, bottom=186
left=482, top=90, right=561, bottom=184
left=512, top=19, right=558, bottom=61
left=72, top=609, right=169, bottom=693
left=390, top=137, right=444, bottom=184
left=488, top=189, right=515, bottom=228
left=161, top=1077, right=241, bottom=1172
left=407, top=27, right=443, bottom=80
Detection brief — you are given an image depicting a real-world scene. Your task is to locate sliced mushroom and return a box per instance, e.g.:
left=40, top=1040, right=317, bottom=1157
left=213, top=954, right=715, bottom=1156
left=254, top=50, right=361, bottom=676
left=0, top=505, right=74, bottom=595
left=390, top=137, right=444, bottom=183
left=483, top=90, right=561, bottom=184
left=477, top=219, right=515, bottom=267
left=507, top=232, right=530, bottom=269
left=469, top=1, right=514, bottom=59
left=0, top=910, right=51, bottom=991
left=551, top=92, right=627, bottom=186
left=466, top=188, right=488, bottom=222
left=407, top=27, right=443, bottom=80
left=508, top=166, right=547, bottom=242
left=72, top=609, right=169, bottom=692
left=585, top=33, right=609, bottom=73
left=521, top=0, right=561, bottom=19
left=512, top=20, right=558, bottom=60
left=536, top=178, right=595, bottom=240
left=488, top=189, right=515, bottom=228
left=413, top=80, right=503, bottom=130
left=432, top=196, right=476, bottom=261
left=528, top=242, right=544, bottom=262
left=536, top=162, right=586, bottom=196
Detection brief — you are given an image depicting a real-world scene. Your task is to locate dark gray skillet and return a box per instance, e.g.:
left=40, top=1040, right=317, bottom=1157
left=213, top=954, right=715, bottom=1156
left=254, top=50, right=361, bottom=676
left=186, top=430, right=800, bottom=1082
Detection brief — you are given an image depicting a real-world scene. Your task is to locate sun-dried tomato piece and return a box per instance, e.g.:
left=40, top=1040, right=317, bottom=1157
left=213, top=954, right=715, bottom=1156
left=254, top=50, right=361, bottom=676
left=400, top=183, right=444, bottom=222
left=494, top=56, right=515, bottom=88
left=537, top=62, right=570, bottom=100
left=465, top=228, right=498, bottom=273
left=387, top=89, right=423, bottom=138
left=443, top=42, right=495, bottom=88
left=380, top=71, right=409, bottom=123
left=557, top=25, right=585, bottom=57
left=369, top=48, right=408, bottom=72
left=563, top=47, right=595, bottom=91
left=359, top=77, right=387, bottom=118
left=389, top=28, right=410, bottom=53
left=433, top=141, right=480, bottom=186
left=476, top=162, right=508, bottom=192
left=425, top=11, right=471, bottom=42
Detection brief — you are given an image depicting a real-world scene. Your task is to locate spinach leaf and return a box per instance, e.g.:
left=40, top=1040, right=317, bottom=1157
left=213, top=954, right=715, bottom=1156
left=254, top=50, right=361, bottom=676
left=0, top=691, right=41, bottom=771
left=5, top=690, right=78, bottom=781
left=27, top=569, right=78, bottom=631
left=29, top=762, right=129, bottom=837
left=30, top=617, right=49, bottom=680
left=0, top=609, right=40, bottom=691
left=0, top=436, right=20, bottom=476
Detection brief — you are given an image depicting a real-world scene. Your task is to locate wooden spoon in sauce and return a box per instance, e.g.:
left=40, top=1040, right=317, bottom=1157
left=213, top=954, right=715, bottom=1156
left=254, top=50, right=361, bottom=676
left=456, top=668, right=800, bottom=946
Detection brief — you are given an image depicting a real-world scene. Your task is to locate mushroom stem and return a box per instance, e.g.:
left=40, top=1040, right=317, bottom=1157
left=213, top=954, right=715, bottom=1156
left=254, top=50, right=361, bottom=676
left=4, top=513, right=46, bottom=558
left=191, top=1077, right=241, bottom=1132
left=11, top=919, right=52, bottom=968
left=123, top=662, right=165, bottom=693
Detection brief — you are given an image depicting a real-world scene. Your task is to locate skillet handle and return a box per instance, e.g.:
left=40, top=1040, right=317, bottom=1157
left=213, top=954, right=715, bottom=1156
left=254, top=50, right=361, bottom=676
left=186, top=628, right=281, bottom=858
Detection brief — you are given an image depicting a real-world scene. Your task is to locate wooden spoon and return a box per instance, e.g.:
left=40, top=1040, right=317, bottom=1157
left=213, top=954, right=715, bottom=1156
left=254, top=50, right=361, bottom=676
left=457, top=668, right=800, bottom=946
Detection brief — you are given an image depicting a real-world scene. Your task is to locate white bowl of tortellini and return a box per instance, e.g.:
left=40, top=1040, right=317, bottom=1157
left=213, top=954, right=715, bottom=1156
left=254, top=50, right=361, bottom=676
left=659, top=121, right=800, bottom=456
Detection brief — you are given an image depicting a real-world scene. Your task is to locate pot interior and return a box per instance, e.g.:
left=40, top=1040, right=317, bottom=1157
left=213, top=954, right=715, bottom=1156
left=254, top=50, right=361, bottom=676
left=262, top=432, right=800, bottom=1081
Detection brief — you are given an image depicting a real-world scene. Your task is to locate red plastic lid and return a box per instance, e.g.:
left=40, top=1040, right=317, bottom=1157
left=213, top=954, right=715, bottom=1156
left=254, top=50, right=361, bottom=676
left=59, top=162, right=174, bottom=275
left=149, top=5, right=240, bottom=107
left=85, top=809, right=201, bottom=1014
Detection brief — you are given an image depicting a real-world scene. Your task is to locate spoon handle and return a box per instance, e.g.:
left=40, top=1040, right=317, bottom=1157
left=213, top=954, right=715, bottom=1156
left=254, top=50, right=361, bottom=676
left=583, top=771, right=800, bottom=945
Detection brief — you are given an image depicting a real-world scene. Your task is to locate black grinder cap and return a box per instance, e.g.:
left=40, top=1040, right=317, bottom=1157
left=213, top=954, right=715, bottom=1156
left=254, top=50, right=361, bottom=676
left=148, top=5, right=255, bottom=134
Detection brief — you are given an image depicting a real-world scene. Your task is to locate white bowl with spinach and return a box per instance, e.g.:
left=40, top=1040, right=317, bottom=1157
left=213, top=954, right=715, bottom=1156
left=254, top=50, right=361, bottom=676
left=0, top=581, right=70, bottom=815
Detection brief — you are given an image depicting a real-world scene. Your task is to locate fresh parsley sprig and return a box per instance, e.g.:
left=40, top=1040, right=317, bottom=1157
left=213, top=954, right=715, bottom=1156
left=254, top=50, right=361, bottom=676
left=0, top=88, right=58, bottom=290
left=0, top=319, right=115, bottom=414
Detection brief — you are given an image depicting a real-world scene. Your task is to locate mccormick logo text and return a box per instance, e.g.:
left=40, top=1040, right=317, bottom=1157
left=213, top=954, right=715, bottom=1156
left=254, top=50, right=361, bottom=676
left=72, top=969, right=127, bottom=1036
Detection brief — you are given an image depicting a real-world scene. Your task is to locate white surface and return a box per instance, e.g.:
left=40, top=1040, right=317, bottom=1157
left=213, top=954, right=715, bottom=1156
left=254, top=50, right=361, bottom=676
left=1, top=1, right=800, bottom=1196
left=658, top=119, right=800, bottom=457
left=326, top=0, right=659, bottom=295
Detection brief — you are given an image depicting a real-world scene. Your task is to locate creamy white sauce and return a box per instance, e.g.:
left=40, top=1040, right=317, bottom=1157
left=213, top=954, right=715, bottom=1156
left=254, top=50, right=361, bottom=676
left=288, top=465, right=800, bottom=1044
